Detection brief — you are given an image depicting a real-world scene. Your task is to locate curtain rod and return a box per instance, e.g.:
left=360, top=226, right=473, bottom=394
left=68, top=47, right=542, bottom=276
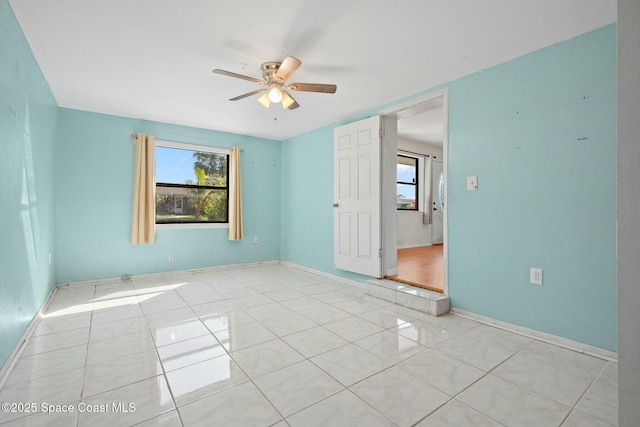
left=131, top=134, right=244, bottom=152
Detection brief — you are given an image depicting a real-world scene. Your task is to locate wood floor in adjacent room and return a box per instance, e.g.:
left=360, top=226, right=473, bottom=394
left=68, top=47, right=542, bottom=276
left=387, top=244, right=444, bottom=293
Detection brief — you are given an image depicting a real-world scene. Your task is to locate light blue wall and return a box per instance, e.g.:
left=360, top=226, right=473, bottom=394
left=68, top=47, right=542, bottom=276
left=0, top=1, right=58, bottom=367
left=447, top=26, right=617, bottom=351
left=280, top=25, right=617, bottom=351
left=55, top=109, right=281, bottom=283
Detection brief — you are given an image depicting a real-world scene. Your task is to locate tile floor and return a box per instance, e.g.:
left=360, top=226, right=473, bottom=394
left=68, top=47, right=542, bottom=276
left=0, top=264, right=618, bottom=426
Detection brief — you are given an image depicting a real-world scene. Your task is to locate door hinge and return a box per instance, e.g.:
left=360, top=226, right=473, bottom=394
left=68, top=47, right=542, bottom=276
left=379, top=128, right=384, bottom=139
left=378, top=248, right=382, bottom=258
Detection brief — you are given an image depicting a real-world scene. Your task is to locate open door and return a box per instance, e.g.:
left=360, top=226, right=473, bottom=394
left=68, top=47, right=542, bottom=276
left=333, top=116, right=382, bottom=277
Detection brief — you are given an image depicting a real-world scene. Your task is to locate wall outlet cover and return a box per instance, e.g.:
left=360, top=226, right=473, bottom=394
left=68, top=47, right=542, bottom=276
left=530, top=267, right=543, bottom=285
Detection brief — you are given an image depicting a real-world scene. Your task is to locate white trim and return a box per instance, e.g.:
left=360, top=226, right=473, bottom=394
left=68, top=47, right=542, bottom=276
left=156, top=222, right=229, bottom=230
left=58, top=260, right=365, bottom=291
left=450, top=307, right=618, bottom=363
left=0, top=286, right=58, bottom=389
left=397, top=243, right=432, bottom=249
left=280, top=261, right=365, bottom=288
left=441, top=92, right=449, bottom=294
left=155, top=139, right=230, bottom=155
left=380, top=90, right=448, bottom=116
left=57, top=260, right=282, bottom=288
left=380, top=89, right=449, bottom=294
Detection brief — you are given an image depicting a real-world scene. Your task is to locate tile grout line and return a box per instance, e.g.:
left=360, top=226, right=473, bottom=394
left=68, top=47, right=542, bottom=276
left=559, top=361, right=615, bottom=427
left=140, top=275, right=192, bottom=427
left=75, top=282, right=98, bottom=427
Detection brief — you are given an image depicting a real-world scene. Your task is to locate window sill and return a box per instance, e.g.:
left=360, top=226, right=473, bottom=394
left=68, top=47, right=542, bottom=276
left=156, top=223, right=230, bottom=230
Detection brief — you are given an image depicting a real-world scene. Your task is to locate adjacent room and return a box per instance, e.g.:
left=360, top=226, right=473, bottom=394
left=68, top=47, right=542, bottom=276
left=2, top=0, right=637, bottom=426
left=389, top=103, right=445, bottom=292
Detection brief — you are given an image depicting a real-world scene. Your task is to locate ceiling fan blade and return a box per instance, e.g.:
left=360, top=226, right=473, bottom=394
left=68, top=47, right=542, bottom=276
left=288, top=82, right=337, bottom=93
left=281, top=90, right=300, bottom=110
left=258, top=92, right=271, bottom=108
left=275, top=56, right=301, bottom=82
left=229, top=89, right=266, bottom=101
left=212, top=69, right=266, bottom=85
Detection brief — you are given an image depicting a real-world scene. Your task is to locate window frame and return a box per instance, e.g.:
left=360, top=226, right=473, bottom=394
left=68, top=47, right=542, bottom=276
left=155, top=139, right=231, bottom=230
left=396, top=153, right=419, bottom=211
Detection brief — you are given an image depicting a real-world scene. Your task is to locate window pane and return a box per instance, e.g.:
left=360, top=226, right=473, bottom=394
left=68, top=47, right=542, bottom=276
left=397, top=183, right=417, bottom=209
left=397, top=155, right=418, bottom=210
left=156, top=186, right=228, bottom=223
left=397, top=155, right=417, bottom=183
left=156, top=147, right=227, bottom=186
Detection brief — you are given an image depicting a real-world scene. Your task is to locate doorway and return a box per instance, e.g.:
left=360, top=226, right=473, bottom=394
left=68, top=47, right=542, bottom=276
left=381, top=92, right=448, bottom=293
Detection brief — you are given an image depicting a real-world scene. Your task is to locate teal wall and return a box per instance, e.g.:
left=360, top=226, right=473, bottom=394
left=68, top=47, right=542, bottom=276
left=280, top=126, right=369, bottom=282
left=280, top=127, right=333, bottom=271
left=55, top=109, right=281, bottom=283
left=0, top=1, right=59, bottom=367
left=280, top=25, right=617, bottom=351
left=447, top=26, right=617, bottom=351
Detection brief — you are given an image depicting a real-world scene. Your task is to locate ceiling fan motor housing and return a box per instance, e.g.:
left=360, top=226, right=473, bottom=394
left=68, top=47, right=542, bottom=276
left=260, top=62, right=283, bottom=84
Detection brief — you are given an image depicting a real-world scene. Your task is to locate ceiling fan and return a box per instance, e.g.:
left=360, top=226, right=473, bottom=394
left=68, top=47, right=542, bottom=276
left=212, top=56, right=337, bottom=110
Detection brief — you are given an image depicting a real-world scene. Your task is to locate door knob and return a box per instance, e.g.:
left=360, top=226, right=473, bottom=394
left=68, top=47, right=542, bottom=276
left=333, top=203, right=339, bottom=208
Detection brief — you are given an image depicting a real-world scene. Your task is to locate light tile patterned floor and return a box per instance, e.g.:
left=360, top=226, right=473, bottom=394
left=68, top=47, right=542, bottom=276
left=0, top=264, right=618, bottom=426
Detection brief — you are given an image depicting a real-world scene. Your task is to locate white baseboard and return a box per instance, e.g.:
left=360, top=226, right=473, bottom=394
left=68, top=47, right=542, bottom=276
left=58, top=260, right=282, bottom=289
left=279, top=261, right=365, bottom=288
left=0, top=286, right=58, bottom=389
left=397, top=243, right=432, bottom=249
left=450, top=307, right=618, bottom=363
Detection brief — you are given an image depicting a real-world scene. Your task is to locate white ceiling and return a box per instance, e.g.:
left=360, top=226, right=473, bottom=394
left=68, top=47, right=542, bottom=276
left=9, top=0, right=616, bottom=142
left=397, top=107, right=444, bottom=146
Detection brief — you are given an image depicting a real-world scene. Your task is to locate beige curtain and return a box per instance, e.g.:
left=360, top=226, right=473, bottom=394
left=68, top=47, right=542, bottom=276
left=131, top=133, right=156, bottom=244
left=228, top=147, right=244, bottom=240
left=423, top=155, right=433, bottom=225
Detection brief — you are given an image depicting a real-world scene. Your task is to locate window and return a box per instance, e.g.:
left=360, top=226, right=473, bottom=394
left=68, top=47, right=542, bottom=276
left=155, top=141, right=229, bottom=226
left=397, top=154, right=418, bottom=210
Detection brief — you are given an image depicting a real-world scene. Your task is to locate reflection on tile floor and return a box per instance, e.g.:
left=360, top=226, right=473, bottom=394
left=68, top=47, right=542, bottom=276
left=0, top=264, right=618, bottom=426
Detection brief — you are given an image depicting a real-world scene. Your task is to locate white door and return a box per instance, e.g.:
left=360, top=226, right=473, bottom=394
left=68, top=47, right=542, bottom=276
left=333, top=116, right=382, bottom=277
left=431, top=160, right=444, bottom=244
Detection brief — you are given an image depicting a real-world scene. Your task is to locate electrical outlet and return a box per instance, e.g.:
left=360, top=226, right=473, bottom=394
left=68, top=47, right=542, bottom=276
left=168, top=254, right=174, bottom=262
left=530, top=267, right=543, bottom=285
left=253, top=236, right=259, bottom=244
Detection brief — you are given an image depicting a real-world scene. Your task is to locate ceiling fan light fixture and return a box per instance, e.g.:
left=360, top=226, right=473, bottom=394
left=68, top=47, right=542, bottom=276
left=268, top=85, right=283, bottom=103
left=258, top=92, right=271, bottom=108
left=214, top=55, right=337, bottom=111
left=281, top=90, right=295, bottom=109
left=281, top=96, right=293, bottom=109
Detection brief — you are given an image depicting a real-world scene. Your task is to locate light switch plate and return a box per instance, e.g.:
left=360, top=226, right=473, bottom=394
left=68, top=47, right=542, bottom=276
left=467, top=176, right=478, bottom=191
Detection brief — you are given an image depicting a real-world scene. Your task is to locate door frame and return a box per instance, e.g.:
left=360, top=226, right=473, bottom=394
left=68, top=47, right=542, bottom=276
left=379, top=89, right=449, bottom=294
